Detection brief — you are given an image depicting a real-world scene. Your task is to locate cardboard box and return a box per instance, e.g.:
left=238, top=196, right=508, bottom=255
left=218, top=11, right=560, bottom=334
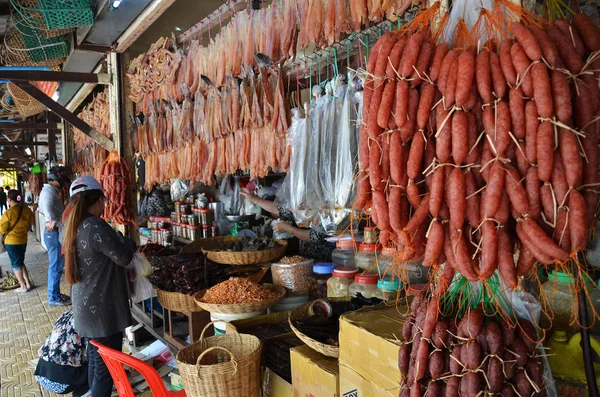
left=339, top=365, right=397, bottom=397
left=291, top=345, right=339, bottom=397
left=263, top=367, right=293, bottom=397
left=339, top=305, right=407, bottom=394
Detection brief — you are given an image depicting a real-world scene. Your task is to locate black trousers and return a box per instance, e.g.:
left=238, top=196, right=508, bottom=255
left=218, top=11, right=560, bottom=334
left=87, top=332, right=123, bottom=397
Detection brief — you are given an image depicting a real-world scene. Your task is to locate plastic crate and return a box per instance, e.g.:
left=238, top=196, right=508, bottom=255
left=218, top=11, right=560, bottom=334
left=39, top=7, right=93, bottom=30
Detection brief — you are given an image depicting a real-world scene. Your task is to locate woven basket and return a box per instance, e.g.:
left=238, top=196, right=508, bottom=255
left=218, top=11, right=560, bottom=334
left=7, top=83, right=46, bottom=117
left=195, top=284, right=286, bottom=314
left=180, top=236, right=241, bottom=254
left=289, top=301, right=340, bottom=358
left=156, top=288, right=204, bottom=313
left=176, top=322, right=262, bottom=397
left=203, top=239, right=288, bottom=265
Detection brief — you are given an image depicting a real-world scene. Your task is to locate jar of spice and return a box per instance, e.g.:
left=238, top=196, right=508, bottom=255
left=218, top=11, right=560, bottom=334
left=376, top=278, right=401, bottom=303
left=173, top=223, right=181, bottom=238
left=332, top=240, right=356, bottom=268
left=202, top=224, right=210, bottom=238
left=161, top=229, right=172, bottom=246
left=377, top=247, right=397, bottom=276
left=354, top=244, right=382, bottom=273
left=309, top=263, right=336, bottom=300
left=211, top=225, right=218, bottom=237
left=189, top=225, right=201, bottom=241
left=199, top=209, right=213, bottom=226
left=363, top=227, right=378, bottom=244
left=349, top=273, right=380, bottom=298
left=327, top=266, right=358, bottom=300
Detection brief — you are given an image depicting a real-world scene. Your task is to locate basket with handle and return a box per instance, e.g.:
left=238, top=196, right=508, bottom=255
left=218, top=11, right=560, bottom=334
left=176, top=322, right=262, bottom=397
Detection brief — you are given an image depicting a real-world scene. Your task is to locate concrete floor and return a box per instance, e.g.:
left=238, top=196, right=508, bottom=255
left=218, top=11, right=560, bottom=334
left=0, top=235, right=70, bottom=397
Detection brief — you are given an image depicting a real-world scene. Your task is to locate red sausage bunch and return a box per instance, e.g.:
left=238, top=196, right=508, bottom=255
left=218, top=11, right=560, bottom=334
left=399, top=294, right=546, bottom=397
left=356, top=14, right=600, bottom=288
left=100, top=151, right=135, bottom=225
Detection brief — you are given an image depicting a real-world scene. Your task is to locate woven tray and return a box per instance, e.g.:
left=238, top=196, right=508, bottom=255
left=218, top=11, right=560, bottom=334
left=289, top=301, right=340, bottom=358
left=156, top=288, right=204, bottom=313
left=203, top=239, right=288, bottom=265
left=180, top=236, right=240, bottom=254
left=194, top=284, right=286, bottom=314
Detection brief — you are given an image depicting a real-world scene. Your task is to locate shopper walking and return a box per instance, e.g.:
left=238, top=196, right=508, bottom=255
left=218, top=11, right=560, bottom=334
left=0, top=190, right=34, bottom=292
left=64, top=176, right=136, bottom=397
left=39, top=166, right=70, bottom=306
left=0, top=187, right=7, bottom=214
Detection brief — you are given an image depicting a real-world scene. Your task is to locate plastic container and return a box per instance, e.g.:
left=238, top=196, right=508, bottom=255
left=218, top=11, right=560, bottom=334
left=363, top=227, right=378, bottom=244
left=354, top=244, right=382, bottom=273
left=377, top=278, right=401, bottom=303
left=332, top=240, right=356, bottom=268
left=199, top=209, right=214, bottom=227
left=210, top=310, right=266, bottom=335
left=540, top=271, right=595, bottom=333
left=309, top=263, right=336, bottom=300
left=547, top=329, right=600, bottom=385
left=189, top=225, right=201, bottom=241
left=202, top=225, right=210, bottom=239
left=349, top=273, right=380, bottom=299
left=272, top=295, right=309, bottom=312
left=327, top=266, right=359, bottom=300
left=375, top=247, right=397, bottom=276
left=271, top=259, right=314, bottom=296
left=401, top=261, right=430, bottom=286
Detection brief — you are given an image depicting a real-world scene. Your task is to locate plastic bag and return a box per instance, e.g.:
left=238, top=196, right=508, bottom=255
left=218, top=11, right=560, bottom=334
left=272, top=219, right=293, bottom=239
left=170, top=178, right=189, bottom=202
left=133, top=276, right=155, bottom=303
left=131, top=252, right=152, bottom=277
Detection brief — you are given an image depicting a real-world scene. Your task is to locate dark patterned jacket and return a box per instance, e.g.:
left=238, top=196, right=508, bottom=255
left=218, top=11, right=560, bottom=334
left=71, top=214, right=136, bottom=338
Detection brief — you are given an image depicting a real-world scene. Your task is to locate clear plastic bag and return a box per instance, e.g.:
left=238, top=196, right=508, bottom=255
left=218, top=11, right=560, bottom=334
left=133, top=276, right=155, bottom=303
left=170, top=178, right=189, bottom=202
left=131, top=252, right=152, bottom=277
left=272, top=219, right=293, bottom=239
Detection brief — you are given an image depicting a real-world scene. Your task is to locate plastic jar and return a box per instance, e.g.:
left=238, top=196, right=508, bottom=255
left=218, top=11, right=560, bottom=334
left=540, top=271, right=595, bottom=333
left=271, top=259, right=314, bottom=296
left=199, top=209, right=214, bottom=227
left=332, top=240, right=356, bottom=267
left=327, top=266, right=359, bottom=300
left=363, top=227, right=378, bottom=244
left=377, top=278, right=401, bottom=303
left=376, top=247, right=397, bottom=276
left=354, top=244, right=382, bottom=273
left=309, top=263, right=336, bottom=300
left=189, top=225, right=201, bottom=241
left=349, top=273, right=380, bottom=298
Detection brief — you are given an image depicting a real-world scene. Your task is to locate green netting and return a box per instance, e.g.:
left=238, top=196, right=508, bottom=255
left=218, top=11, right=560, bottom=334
left=11, top=0, right=93, bottom=31
left=12, top=13, right=69, bottom=63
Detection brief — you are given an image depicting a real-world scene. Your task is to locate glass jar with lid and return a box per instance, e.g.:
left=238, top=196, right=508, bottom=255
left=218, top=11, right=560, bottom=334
left=332, top=240, right=356, bottom=267
left=189, top=225, right=201, bottom=241
left=349, top=273, right=380, bottom=298
left=199, top=209, right=214, bottom=227
left=376, top=278, right=401, bottom=303
left=354, top=244, right=382, bottom=273
left=309, top=263, right=336, bottom=300
left=327, top=266, right=358, bottom=300
left=377, top=247, right=397, bottom=276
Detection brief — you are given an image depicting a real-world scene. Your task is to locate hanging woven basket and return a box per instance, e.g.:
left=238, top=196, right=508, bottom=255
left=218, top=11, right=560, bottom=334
left=7, top=83, right=46, bottom=118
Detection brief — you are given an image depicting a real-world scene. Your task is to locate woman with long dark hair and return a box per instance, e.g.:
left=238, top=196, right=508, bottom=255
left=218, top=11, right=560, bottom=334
left=63, top=176, right=136, bottom=397
left=0, top=189, right=34, bottom=292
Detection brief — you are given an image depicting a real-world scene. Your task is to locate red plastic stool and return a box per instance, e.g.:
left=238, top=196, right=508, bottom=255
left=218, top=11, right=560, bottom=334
left=89, top=340, right=186, bottom=397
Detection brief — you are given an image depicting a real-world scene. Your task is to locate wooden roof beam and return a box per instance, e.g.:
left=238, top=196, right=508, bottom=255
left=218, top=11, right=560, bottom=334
left=0, top=70, right=110, bottom=84
left=12, top=82, right=115, bottom=152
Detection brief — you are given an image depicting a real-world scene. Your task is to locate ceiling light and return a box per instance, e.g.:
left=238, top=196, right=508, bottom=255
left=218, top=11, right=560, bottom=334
left=175, top=27, right=181, bottom=31
left=52, top=90, right=60, bottom=101
left=24, top=147, right=31, bottom=155
left=112, top=0, right=122, bottom=8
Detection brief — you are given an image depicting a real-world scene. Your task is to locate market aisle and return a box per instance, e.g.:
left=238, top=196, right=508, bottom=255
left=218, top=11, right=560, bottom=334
left=0, top=234, right=69, bottom=397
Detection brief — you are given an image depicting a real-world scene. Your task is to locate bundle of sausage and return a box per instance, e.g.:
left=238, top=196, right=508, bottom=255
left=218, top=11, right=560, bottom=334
left=356, top=13, right=600, bottom=288
left=399, top=293, right=547, bottom=397
left=100, top=151, right=134, bottom=225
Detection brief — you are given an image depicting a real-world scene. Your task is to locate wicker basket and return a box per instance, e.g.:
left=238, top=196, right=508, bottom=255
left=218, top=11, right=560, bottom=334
left=156, top=288, right=204, bottom=313
left=289, top=301, right=340, bottom=358
left=7, top=83, right=46, bottom=117
left=176, top=322, right=262, bottom=397
left=180, top=236, right=241, bottom=254
left=194, top=284, right=286, bottom=314
left=203, top=239, right=288, bottom=265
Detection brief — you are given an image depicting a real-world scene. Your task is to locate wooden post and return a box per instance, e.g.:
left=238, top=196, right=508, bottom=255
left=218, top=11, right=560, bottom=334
left=108, top=52, right=122, bottom=155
